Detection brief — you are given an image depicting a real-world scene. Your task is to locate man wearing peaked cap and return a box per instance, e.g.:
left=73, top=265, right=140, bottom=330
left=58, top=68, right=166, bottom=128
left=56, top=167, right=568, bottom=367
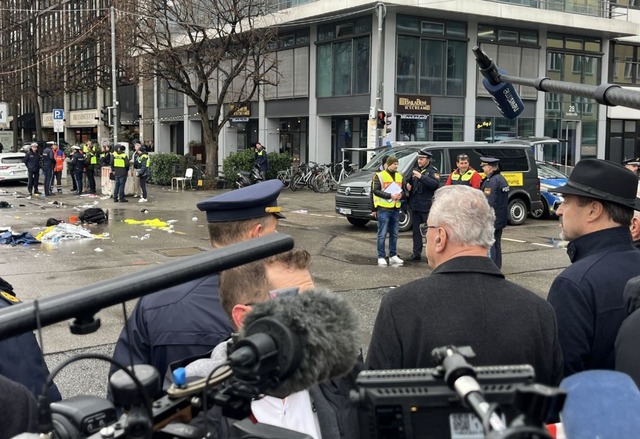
left=622, top=157, right=640, bottom=197
left=110, top=180, right=285, bottom=384
left=547, top=158, right=640, bottom=377
left=405, top=148, right=439, bottom=262
left=480, top=156, right=509, bottom=269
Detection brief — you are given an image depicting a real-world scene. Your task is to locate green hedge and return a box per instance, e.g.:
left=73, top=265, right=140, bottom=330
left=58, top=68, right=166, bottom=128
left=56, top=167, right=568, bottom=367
left=149, top=153, right=203, bottom=186
left=222, top=149, right=292, bottom=181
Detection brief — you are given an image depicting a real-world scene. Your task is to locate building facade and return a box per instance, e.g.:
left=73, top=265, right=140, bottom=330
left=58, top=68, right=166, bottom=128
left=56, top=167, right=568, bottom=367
left=5, top=0, right=640, bottom=169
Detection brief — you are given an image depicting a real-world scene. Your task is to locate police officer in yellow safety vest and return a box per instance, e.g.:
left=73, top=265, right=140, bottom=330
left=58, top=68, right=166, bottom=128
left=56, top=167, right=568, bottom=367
left=372, top=156, right=404, bottom=267
left=254, top=142, right=268, bottom=180
left=84, top=142, right=99, bottom=195
left=111, top=145, right=130, bottom=202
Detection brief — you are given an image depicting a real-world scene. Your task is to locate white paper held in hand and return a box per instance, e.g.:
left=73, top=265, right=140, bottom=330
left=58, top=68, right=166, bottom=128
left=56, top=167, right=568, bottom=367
left=383, top=182, right=403, bottom=195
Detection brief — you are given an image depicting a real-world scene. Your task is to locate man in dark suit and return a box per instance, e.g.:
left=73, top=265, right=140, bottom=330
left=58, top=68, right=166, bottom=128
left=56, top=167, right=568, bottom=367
left=366, top=184, right=563, bottom=386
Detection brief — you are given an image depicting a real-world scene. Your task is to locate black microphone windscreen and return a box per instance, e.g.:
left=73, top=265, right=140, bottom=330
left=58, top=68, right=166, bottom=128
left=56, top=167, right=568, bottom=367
left=241, top=288, right=359, bottom=398
left=560, top=370, right=640, bottom=438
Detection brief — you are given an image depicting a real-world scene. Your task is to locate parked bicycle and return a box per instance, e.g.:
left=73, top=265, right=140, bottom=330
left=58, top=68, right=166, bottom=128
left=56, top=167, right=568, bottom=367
left=277, top=167, right=293, bottom=189
left=290, top=162, right=321, bottom=191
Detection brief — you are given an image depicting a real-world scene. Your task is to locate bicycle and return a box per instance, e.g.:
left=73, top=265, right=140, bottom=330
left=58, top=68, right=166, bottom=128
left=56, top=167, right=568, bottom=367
left=311, top=164, right=338, bottom=193
left=276, top=167, right=293, bottom=189
left=290, top=162, right=319, bottom=191
left=336, top=158, right=358, bottom=183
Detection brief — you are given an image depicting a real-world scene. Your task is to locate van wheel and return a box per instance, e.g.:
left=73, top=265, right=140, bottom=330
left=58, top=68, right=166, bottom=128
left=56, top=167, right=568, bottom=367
left=508, top=198, right=527, bottom=225
left=530, top=198, right=549, bottom=220
left=347, top=217, right=369, bottom=227
left=399, top=209, right=412, bottom=232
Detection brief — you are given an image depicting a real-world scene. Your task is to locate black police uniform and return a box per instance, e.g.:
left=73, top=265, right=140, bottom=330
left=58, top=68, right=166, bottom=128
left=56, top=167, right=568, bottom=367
left=0, top=277, right=61, bottom=401
left=109, top=180, right=284, bottom=388
left=406, top=150, right=440, bottom=260
left=480, top=157, right=509, bottom=269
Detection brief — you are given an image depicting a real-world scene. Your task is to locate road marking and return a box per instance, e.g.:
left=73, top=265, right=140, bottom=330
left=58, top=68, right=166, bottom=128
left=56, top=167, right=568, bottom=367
left=532, top=243, right=555, bottom=248
left=503, top=238, right=527, bottom=243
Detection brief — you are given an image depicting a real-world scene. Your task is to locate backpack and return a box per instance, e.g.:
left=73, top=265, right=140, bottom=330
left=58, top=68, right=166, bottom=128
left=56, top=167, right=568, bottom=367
left=79, top=208, right=108, bottom=224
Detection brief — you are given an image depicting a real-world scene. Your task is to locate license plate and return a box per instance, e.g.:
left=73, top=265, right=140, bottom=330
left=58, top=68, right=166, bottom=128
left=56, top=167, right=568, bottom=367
left=337, top=207, right=351, bottom=215
left=449, top=412, right=484, bottom=438
left=10, top=170, right=26, bottom=176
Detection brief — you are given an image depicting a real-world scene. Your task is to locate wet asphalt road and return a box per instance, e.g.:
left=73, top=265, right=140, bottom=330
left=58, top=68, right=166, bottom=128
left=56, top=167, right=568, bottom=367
left=0, top=178, right=570, bottom=399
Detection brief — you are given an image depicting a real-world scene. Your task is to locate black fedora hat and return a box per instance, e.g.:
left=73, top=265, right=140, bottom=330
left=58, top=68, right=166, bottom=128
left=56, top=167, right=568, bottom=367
left=551, top=159, right=640, bottom=210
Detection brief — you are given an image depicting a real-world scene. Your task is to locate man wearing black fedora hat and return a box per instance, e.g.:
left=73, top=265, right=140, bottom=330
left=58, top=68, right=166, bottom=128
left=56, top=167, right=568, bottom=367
left=548, top=158, right=640, bottom=377
left=405, top=148, right=440, bottom=261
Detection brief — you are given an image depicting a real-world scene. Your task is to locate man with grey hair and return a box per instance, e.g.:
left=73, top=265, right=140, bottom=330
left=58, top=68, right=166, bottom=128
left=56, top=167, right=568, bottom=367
left=366, top=185, right=563, bottom=386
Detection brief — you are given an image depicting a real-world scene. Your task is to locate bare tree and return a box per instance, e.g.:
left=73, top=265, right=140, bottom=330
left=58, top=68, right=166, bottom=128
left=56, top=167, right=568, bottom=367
left=134, top=0, right=279, bottom=176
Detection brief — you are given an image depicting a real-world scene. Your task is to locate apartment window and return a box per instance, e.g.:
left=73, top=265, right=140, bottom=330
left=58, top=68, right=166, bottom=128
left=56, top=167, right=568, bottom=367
left=317, top=18, right=371, bottom=97
left=396, top=16, right=466, bottom=97
left=69, top=90, right=96, bottom=110
left=265, top=30, right=310, bottom=99
left=158, top=81, right=181, bottom=109
left=477, top=25, right=539, bottom=100
left=611, top=43, right=640, bottom=85
left=611, top=0, right=640, bottom=8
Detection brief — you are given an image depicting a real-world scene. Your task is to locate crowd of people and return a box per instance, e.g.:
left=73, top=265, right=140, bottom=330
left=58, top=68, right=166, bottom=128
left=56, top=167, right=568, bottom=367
left=20, top=140, right=151, bottom=202
left=2, top=152, right=640, bottom=438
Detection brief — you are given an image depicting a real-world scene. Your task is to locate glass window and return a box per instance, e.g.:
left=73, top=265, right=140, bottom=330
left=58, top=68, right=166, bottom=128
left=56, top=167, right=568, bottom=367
left=294, top=46, right=309, bottom=97
left=433, top=116, right=463, bottom=141
left=316, top=44, right=332, bottom=97
left=447, top=41, right=466, bottom=96
left=397, top=36, right=419, bottom=94
left=354, top=37, right=370, bottom=94
left=333, top=41, right=352, bottom=95
left=421, top=21, right=444, bottom=35
left=420, top=39, right=444, bottom=95
left=278, top=49, right=294, bottom=97
left=397, top=15, right=419, bottom=33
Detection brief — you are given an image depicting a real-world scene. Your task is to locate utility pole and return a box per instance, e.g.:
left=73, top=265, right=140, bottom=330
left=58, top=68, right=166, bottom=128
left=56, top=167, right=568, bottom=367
left=367, top=3, right=386, bottom=159
left=111, top=5, right=119, bottom=150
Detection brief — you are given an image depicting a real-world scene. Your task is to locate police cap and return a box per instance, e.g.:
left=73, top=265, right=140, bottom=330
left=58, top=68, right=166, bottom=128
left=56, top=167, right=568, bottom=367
left=72, top=145, right=81, bottom=150
left=197, top=179, right=285, bottom=223
left=623, top=157, right=640, bottom=166
left=480, top=156, right=500, bottom=166
left=416, top=148, right=433, bottom=158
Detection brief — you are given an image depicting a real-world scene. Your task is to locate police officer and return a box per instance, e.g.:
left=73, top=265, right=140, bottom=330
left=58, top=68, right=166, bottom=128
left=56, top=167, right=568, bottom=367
left=254, top=142, right=268, bottom=180
left=623, top=157, right=640, bottom=197
left=0, top=277, right=61, bottom=401
left=111, top=145, right=129, bottom=202
left=23, top=143, right=41, bottom=198
left=405, top=148, right=440, bottom=261
left=41, top=142, right=55, bottom=196
left=480, top=156, right=510, bottom=268
left=84, top=142, right=99, bottom=195
left=109, top=180, right=285, bottom=383
left=70, top=145, right=86, bottom=195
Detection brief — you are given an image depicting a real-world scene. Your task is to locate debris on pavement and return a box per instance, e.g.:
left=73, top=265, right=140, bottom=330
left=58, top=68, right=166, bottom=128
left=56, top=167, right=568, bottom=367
left=36, top=223, right=99, bottom=242
left=0, top=230, right=40, bottom=246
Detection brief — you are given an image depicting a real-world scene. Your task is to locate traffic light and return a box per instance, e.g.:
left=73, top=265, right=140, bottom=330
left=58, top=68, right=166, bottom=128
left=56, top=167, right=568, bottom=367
left=100, top=106, right=111, bottom=126
left=385, top=111, right=393, bottom=134
left=377, top=110, right=386, bottom=130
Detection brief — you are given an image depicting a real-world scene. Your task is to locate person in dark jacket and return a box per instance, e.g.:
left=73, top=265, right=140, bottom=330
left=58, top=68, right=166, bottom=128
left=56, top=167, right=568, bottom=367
left=480, top=157, right=510, bottom=268
left=84, top=142, right=99, bottom=195
left=0, top=374, right=39, bottom=438
left=547, top=159, right=640, bottom=377
left=172, top=249, right=360, bottom=439
left=111, top=145, right=129, bottom=202
left=70, top=145, right=86, bottom=195
left=41, top=142, right=55, bottom=196
left=23, top=143, right=41, bottom=198
left=616, top=275, right=640, bottom=388
left=405, top=148, right=440, bottom=262
left=367, top=185, right=563, bottom=386
left=254, top=142, right=268, bottom=180
left=0, top=277, right=61, bottom=401
left=109, top=180, right=284, bottom=383
left=135, top=147, right=150, bottom=202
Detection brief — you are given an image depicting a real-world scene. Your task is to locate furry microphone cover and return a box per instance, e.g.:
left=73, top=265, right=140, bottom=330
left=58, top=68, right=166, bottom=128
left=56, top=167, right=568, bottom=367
left=241, top=287, right=360, bottom=397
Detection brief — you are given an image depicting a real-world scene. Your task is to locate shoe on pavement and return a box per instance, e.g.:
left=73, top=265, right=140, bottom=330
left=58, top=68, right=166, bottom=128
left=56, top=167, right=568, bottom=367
left=133, top=194, right=140, bottom=198
left=378, top=258, right=388, bottom=266
left=138, top=198, right=147, bottom=203
left=389, top=255, right=404, bottom=265
left=120, top=198, right=129, bottom=202
left=27, top=195, right=32, bottom=200
left=409, top=255, right=421, bottom=261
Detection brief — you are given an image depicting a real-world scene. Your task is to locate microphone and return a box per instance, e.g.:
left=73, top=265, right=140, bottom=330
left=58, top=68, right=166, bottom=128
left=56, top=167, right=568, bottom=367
left=229, top=288, right=360, bottom=398
left=560, top=370, right=640, bottom=438
left=473, top=46, right=524, bottom=119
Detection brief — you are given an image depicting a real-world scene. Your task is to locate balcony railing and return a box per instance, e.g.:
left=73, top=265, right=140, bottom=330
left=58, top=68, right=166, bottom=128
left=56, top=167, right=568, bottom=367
left=484, top=0, right=629, bottom=18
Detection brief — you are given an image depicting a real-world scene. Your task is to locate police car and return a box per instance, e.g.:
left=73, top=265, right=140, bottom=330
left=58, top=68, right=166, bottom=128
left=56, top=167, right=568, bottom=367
left=530, top=161, right=568, bottom=219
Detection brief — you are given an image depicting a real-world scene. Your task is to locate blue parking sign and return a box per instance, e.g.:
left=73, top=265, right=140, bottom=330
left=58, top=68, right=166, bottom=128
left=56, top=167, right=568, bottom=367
left=53, top=109, right=64, bottom=120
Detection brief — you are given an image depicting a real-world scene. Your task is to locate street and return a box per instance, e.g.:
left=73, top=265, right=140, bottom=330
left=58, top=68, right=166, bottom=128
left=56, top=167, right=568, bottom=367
left=0, top=179, right=570, bottom=399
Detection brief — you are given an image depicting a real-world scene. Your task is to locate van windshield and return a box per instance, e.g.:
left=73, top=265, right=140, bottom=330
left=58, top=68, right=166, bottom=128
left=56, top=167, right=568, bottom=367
left=362, top=148, right=418, bottom=172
